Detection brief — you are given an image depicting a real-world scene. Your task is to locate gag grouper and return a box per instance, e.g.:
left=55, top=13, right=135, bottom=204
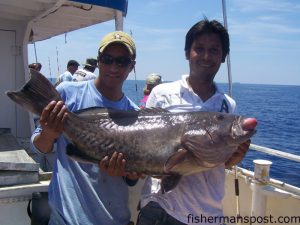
left=6, top=69, right=257, bottom=192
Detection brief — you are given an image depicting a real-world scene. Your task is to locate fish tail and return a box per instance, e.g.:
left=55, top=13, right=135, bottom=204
left=5, top=69, right=62, bottom=116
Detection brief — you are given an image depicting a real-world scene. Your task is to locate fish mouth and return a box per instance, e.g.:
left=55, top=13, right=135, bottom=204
left=232, top=116, right=257, bottom=141
left=241, top=118, right=257, bottom=132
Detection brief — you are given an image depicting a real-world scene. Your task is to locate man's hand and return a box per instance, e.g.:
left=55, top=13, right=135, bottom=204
left=225, top=139, right=251, bottom=168
left=34, top=101, right=68, bottom=153
left=99, top=152, right=144, bottom=181
left=99, top=152, right=126, bottom=177
left=39, top=100, right=68, bottom=140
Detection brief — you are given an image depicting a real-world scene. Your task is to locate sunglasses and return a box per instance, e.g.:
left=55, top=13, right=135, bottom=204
left=99, top=54, right=133, bottom=67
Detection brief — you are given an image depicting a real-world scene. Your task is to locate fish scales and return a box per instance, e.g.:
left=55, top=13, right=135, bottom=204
left=66, top=112, right=185, bottom=174
left=5, top=69, right=257, bottom=191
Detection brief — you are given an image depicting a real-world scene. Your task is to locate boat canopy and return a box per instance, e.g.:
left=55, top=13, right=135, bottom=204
left=0, top=0, right=127, bottom=42
left=0, top=0, right=127, bottom=138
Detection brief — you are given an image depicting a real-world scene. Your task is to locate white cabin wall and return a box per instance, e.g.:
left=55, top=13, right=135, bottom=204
left=0, top=19, right=32, bottom=138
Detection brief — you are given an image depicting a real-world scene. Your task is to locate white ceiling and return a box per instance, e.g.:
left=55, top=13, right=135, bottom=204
left=0, top=0, right=120, bottom=42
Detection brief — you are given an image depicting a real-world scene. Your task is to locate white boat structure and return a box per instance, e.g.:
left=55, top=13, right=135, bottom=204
left=0, top=1, right=299, bottom=225
left=0, top=0, right=127, bottom=224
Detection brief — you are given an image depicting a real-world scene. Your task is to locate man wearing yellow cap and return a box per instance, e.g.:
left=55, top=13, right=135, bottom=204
left=30, top=31, right=139, bottom=225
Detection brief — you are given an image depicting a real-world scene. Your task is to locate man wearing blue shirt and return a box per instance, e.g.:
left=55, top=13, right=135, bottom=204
left=55, top=60, right=79, bottom=86
left=31, top=31, right=139, bottom=225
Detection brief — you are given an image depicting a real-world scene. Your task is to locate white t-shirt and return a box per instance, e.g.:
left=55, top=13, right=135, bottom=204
left=141, top=75, right=236, bottom=225
left=73, top=68, right=97, bottom=81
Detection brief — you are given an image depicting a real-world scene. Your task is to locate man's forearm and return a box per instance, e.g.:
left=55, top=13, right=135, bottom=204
left=33, top=131, right=57, bottom=153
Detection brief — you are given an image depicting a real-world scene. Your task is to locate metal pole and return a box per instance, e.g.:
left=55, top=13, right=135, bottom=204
left=56, top=46, right=60, bottom=75
left=222, top=0, right=233, bottom=97
left=48, top=57, right=52, bottom=80
left=33, top=41, right=38, bottom=63
left=115, top=10, right=123, bottom=31
left=222, top=0, right=239, bottom=222
left=129, top=30, right=138, bottom=92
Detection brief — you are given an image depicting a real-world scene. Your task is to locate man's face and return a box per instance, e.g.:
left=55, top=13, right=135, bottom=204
left=69, top=65, right=78, bottom=75
left=186, top=33, right=223, bottom=83
left=98, top=43, right=134, bottom=88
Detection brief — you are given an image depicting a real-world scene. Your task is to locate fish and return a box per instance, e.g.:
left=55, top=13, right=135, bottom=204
left=6, top=69, right=257, bottom=192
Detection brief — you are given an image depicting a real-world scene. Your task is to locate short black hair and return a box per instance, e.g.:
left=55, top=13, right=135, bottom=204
left=184, top=18, right=230, bottom=62
left=67, top=60, right=79, bottom=67
left=28, top=63, right=36, bottom=69
left=28, top=62, right=42, bottom=71
left=35, top=63, right=42, bottom=71
left=85, top=65, right=96, bottom=73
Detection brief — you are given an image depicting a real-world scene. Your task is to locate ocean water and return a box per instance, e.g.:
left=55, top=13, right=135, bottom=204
left=123, top=80, right=300, bottom=187
left=230, top=84, right=300, bottom=187
left=50, top=78, right=300, bottom=187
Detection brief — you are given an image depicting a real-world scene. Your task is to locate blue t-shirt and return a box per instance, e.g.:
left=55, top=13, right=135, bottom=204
left=31, top=80, right=137, bottom=225
left=59, top=71, right=73, bottom=82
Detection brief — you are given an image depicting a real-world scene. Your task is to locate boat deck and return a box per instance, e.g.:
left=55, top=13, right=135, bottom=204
left=0, top=129, right=23, bottom=151
left=0, top=129, right=51, bottom=225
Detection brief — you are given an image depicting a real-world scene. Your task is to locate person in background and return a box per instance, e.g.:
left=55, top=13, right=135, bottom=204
left=73, top=57, right=98, bottom=81
left=29, top=62, right=42, bottom=71
left=54, top=59, right=79, bottom=86
left=30, top=31, right=140, bottom=225
left=137, top=18, right=251, bottom=225
left=139, top=73, right=162, bottom=109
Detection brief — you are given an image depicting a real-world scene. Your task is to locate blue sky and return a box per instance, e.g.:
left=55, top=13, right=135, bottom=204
left=28, top=0, right=300, bottom=85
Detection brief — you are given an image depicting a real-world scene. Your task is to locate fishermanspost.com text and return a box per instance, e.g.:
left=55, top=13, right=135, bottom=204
left=187, top=213, right=300, bottom=224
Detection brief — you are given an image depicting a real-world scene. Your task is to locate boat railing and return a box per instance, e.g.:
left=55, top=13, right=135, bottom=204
left=229, top=143, right=300, bottom=197
left=250, top=144, right=300, bottom=163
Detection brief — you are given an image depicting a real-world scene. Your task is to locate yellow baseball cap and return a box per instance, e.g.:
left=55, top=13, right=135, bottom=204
left=98, top=31, right=136, bottom=59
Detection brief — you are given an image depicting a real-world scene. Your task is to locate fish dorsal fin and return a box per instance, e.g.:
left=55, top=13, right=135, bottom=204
left=74, top=107, right=140, bottom=126
left=74, top=107, right=170, bottom=117
left=74, top=107, right=139, bottom=117
left=138, top=107, right=170, bottom=115
left=73, top=107, right=170, bottom=126
left=74, top=107, right=108, bottom=117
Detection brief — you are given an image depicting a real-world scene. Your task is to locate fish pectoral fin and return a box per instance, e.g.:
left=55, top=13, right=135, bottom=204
left=164, top=148, right=188, bottom=173
left=161, top=174, right=182, bottom=193
left=66, top=143, right=99, bottom=164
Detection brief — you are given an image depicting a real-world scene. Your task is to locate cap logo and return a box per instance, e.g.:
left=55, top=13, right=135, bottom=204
left=114, top=33, right=121, bottom=40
